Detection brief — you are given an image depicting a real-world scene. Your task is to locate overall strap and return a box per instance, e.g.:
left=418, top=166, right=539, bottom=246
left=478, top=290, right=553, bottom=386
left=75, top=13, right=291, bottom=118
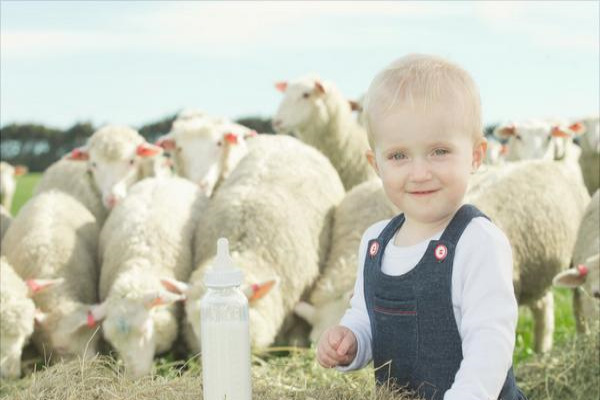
left=376, top=213, right=406, bottom=243
left=439, top=204, right=489, bottom=245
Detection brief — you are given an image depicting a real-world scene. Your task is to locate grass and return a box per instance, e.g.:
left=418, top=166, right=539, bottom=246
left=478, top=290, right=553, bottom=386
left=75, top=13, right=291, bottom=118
left=10, top=173, right=41, bottom=216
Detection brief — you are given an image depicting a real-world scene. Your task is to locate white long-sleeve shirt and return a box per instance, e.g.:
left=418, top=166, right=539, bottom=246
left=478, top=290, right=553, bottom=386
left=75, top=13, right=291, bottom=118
left=338, top=216, right=518, bottom=400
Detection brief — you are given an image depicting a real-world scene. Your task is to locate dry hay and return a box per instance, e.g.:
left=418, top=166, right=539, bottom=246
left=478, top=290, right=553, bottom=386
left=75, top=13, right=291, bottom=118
left=4, top=327, right=597, bottom=400
left=0, top=348, right=421, bottom=400
left=516, top=324, right=599, bottom=400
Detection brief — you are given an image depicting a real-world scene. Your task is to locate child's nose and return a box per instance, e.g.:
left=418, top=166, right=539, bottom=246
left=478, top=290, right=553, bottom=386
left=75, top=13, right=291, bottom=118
left=408, top=160, right=432, bottom=182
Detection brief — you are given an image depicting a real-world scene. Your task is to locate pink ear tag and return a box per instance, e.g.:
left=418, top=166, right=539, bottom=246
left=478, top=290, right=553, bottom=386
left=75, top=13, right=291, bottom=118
left=87, top=310, right=96, bottom=328
left=577, top=264, right=589, bottom=277
left=434, top=244, right=448, bottom=262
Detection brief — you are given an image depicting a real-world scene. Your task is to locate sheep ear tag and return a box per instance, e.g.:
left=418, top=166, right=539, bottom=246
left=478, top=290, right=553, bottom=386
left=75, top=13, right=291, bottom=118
left=368, top=240, right=380, bottom=259
left=434, top=244, right=448, bottom=262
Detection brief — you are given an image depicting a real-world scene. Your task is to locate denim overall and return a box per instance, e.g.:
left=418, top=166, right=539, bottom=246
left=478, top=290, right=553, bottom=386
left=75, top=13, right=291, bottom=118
left=364, top=204, right=526, bottom=400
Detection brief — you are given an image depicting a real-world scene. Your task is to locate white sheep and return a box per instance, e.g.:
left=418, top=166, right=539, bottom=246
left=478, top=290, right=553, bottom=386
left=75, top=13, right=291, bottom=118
left=296, top=160, right=589, bottom=353
left=88, top=177, right=205, bottom=378
left=576, top=116, right=600, bottom=194
left=0, top=190, right=102, bottom=361
left=483, top=135, right=507, bottom=165
left=493, top=118, right=584, bottom=162
left=34, top=159, right=108, bottom=224
left=0, top=257, right=62, bottom=379
left=156, top=116, right=255, bottom=196
left=553, top=189, right=600, bottom=332
left=0, top=161, right=27, bottom=212
left=0, top=205, right=12, bottom=243
left=272, top=75, right=376, bottom=191
left=162, top=135, right=345, bottom=352
left=65, top=124, right=165, bottom=209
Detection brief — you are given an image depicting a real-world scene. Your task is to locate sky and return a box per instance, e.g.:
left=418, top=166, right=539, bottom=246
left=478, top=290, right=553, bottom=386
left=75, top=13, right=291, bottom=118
left=1, top=1, right=598, bottom=130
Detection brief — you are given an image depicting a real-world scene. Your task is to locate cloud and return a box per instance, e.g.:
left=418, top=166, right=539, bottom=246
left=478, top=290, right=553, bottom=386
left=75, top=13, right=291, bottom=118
left=1, top=1, right=597, bottom=59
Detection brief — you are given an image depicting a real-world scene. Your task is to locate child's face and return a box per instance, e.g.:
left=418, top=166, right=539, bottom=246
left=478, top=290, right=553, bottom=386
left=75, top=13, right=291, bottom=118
left=367, top=106, right=485, bottom=226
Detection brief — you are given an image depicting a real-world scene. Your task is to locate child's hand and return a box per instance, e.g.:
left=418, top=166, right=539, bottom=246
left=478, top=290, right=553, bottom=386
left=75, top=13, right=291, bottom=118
left=316, top=325, right=357, bottom=368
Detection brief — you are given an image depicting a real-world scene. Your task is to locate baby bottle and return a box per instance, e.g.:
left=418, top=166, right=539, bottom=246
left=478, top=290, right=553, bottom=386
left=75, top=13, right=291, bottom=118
left=200, top=238, right=252, bottom=400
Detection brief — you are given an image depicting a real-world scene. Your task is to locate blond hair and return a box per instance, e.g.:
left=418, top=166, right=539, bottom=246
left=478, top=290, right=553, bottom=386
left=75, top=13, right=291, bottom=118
left=364, top=54, right=483, bottom=149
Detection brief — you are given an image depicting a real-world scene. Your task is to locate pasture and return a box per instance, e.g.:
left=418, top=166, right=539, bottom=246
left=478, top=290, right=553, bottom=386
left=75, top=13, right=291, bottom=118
left=2, top=173, right=597, bottom=400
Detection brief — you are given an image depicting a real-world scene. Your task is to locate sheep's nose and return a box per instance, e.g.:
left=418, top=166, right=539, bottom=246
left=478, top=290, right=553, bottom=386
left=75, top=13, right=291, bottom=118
left=593, top=290, right=600, bottom=299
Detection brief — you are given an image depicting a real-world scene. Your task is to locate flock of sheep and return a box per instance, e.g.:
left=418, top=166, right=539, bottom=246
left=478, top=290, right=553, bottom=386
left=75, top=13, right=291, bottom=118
left=0, top=74, right=598, bottom=381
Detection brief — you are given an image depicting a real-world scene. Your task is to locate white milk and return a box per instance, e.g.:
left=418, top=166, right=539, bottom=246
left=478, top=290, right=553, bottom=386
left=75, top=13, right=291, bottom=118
left=201, top=320, right=252, bottom=400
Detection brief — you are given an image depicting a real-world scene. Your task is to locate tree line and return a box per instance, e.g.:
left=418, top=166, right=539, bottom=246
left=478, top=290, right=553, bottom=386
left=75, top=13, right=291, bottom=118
left=0, top=115, right=274, bottom=172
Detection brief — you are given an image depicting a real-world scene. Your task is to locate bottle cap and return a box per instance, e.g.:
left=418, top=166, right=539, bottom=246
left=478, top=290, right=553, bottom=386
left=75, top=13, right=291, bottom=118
left=203, top=238, right=244, bottom=287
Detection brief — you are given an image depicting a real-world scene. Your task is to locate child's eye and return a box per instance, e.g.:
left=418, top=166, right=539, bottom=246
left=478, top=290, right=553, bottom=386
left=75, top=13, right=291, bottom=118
left=389, top=152, right=407, bottom=161
left=432, top=148, right=449, bottom=156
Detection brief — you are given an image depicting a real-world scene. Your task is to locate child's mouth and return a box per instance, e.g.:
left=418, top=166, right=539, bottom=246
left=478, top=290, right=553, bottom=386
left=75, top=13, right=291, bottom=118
left=409, top=189, right=438, bottom=196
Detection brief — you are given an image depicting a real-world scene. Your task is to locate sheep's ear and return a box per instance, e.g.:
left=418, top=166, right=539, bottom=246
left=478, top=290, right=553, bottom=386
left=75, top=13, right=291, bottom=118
left=89, top=302, right=108, bottom=326
left=495, top=125, right=516, bottom=138
left=294, top=301, right=316, bottom=325
left=65, top=146, right=89, bottom=161
left=26, top=278, right=64, bottom=296
left=275, top=81, right=288, bottom=92
left=568, top=122, right=586, bottom=136
left=14, top=165, right=28, bottom=176
left=155, top=136, right=177, bottom=151
left=314, top=81, right=326, bottom=95
left=553, top=267, right=586, bottom=288
left=161, top=277, right=189, bottom=295
left=242, top=278, right=278, bottom=302
left=223, top=132, right=239, bottom=145
left=244, top=130, right=258, bottom=139
left=143, top=291, right=186, bottom=309
left=136, top=143, right=163, bottom=158
left=349, top=100, right=362, bottom=112
left=551, top=126, right=572, bottom=139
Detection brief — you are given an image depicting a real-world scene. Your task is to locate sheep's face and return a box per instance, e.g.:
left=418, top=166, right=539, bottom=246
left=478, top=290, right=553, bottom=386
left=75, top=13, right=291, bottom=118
left=0, top=333, right=29, bottom=379
left=101, top=299, right=156, bottom=378
left=88, top=146, right=142, bottom=209
left=49, top=307, right=101, bottom=360
left=273, top=80, right=328, bottom=135
left=494, top=121, right=554, bottom=161
left=166, top=121, right=249, bottom=196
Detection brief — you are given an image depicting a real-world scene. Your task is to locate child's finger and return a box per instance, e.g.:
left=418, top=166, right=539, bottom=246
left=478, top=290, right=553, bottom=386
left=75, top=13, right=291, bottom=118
left=319, top=341, right=342, bottom=362
left=336, top=331, right=355, bottom=356
left=328, top=328, right=343, bottom=348
left=317, top=352, right=339, bottom=368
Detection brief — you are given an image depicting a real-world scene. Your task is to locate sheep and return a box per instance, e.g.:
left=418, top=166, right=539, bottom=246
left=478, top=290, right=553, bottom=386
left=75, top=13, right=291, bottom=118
left=0, top=257, right=63, bottom=379
left=0, top=161, right=27, bottom=212
left=88, top=177, right=206, bottom=378
left=0, top=205, right=12, bottom=243
left=272, top=75, right=376, bottom=191
left=161, top=134, right=345, bottom=352
left=493, top=118, right=584, bottom=162
left=296, top=160, right=589, bottom=353
left=156, top=116, right=255, bottom=196
left=64, top=124, right=165, bottom=209
left=0, top=190, right=102, bottom=361
left=34, top=159, right=108, bottom=225
left=553, top=189, right=600, bottom=332
left=483, top=135, right=507, bottom=165
left=577, top=116, right=600, bottom=194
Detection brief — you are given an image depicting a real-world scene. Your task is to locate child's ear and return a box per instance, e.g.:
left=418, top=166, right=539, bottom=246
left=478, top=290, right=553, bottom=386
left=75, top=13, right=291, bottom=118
left=366, top=149, right=380, bottom=176
left=472, top=138, right=487, bottom=171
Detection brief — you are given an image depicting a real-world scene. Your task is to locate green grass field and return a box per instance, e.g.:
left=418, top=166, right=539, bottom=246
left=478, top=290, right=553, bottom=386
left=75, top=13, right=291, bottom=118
left=8, top=173, right=578, bottom=367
